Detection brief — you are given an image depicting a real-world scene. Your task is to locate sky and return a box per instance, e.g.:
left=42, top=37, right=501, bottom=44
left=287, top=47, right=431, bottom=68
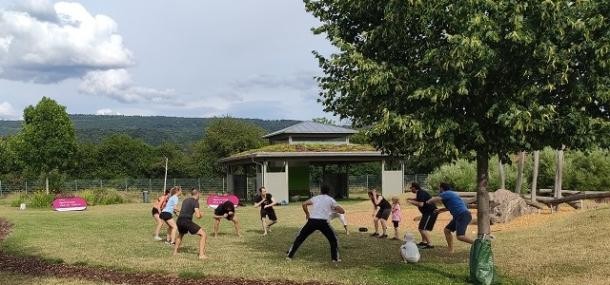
left=0, top=0, right=336, bottom=120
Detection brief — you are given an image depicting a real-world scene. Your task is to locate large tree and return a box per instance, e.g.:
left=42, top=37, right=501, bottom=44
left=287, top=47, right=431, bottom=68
left=16, top=97, right=77, bottom=180
left=305, top=0, right=609, bottom=242
left=95, top=134, right=155, bottom=179
left=196, top=117, right=267, bottom=176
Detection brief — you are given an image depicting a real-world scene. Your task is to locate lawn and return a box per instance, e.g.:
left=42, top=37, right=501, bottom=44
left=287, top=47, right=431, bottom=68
left=0, top=196, right=607, bottom=285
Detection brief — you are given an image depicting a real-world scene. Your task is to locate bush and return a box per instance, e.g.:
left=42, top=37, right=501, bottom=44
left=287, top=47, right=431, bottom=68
left=10, top=194, right=29, bottom=207
left=79, top=188, right=126, bottom=206
left=10, top=192, right=54, bottom=208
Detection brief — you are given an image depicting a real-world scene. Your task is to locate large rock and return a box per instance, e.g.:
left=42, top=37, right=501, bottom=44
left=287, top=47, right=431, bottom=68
left=489, top=189, right=535, bottom=224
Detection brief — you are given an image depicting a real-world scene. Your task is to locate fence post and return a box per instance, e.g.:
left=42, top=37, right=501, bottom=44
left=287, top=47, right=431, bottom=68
left=125, top=178, right=128, bottom=191
left=173, top=178, right=176, bottom=186
left=149, top=179, right=152, bottom=192
left=25, top=181, right=28, bottom=194
left=222, top=177, right=225, bottom=193
left=75, top=180, right=78, bottom=192
left=366, top=175, right=369, bottom=190
left=0, top=180, right=2, bottom=197
left=100, top=179, right=103, bottom=189
left=198, top=178, right=201, bottom=191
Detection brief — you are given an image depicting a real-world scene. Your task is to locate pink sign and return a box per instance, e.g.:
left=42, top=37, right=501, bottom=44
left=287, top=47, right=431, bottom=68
left=206, top=194, right=239, bottom=209
left=52, top=197, right=88, bottom=212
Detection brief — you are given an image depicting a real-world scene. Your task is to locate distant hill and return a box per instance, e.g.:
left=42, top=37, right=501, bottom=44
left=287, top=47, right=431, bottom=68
left=0, top=114, right=300, bottom=146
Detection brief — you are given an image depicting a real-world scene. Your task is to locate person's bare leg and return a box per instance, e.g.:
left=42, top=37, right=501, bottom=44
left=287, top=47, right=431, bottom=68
left=173, top=233, right=184, bottom=255
left=167, top=219, right=178, bottom=243
left=444, top=228, right=454, bottom=253
left=457, top=235, right=474, bottom=245
left=197, top=229, right=208, bottom=259
left=232, top=218, right=241, bottom=237
left=153, top=215, right=163, bottom=237
left=344, top=225, right=349, bottom=235
left=421, top=229, right=433, bottom=245
left=261, top=218, right=268, bottom=235
left=165, top=223, right=171, bottom=242
left=393, top=226, right=399, bottom=239
left=373, top=217, right=380, bottom=234
left=213, top=218, right=220, bottom=238
left=380, top=219, right=387, bottom=235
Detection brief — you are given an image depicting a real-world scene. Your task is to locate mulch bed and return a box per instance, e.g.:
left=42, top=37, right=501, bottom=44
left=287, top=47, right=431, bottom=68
left=0, top=218, right=331, bottom=285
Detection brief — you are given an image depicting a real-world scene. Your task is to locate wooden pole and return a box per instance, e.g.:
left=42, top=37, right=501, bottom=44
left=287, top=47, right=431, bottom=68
left=553, top=148, right=564, bottom=211
left=498, top=160, right=506, bottom=190
left=531, top=151, right=540, bottom=202
left=515, top=151, right=526, bottom=194
left=163, top=156, right=168, bottom=192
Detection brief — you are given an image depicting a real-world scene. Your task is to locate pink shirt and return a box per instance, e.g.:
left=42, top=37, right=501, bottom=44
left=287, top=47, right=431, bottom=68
left=391, top=203, right=401, bottom=221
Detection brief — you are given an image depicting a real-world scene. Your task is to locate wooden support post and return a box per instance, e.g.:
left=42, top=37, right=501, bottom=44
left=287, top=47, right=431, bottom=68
left=531, top=151, right=539, bottom=202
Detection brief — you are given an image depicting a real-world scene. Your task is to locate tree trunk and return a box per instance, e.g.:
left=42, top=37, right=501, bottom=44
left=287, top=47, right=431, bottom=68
left=531, top=151, right=540, bottom=202
left=515, top=151, right=526, bottom=194
left=553, top=148, right=564, bottom=211
left=498, top=159, right=506, bottom=190
left=476, top=152, right=491, bottom=237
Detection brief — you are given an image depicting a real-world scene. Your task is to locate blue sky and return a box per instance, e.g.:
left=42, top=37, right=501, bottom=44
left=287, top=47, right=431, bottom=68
left=0, top=0, right=335, bottom=120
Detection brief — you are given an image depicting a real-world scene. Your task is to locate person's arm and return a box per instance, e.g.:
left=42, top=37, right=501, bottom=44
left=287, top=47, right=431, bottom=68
left=375, top=195, right=383, bottom=206
left=194, top=207, right=202, bottom=219
left=434, top=208, right=449, bottom=214
left=426, top=197, right=442, bottom=205
left=265, top=197, right=277, bottom=208
left=407, top=199, right=424, bottom=207
left=333, top=204, right=345, bottom=215
left=253, top=199, right=264, bottom=207
left=302, top=199, right=313, bottom=219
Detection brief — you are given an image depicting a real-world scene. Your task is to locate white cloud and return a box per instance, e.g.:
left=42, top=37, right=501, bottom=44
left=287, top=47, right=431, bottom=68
left=80, top=69, right=175, bottom=103
left=0, top=101, right=18, bottom=119
left=95, top=108, right=122, bottom=116
left=0, top=1, right=133, bottom=83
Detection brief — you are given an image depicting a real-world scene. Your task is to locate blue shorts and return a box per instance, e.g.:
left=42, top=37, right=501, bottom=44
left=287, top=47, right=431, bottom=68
left=445, top=211, right=472, bottom=236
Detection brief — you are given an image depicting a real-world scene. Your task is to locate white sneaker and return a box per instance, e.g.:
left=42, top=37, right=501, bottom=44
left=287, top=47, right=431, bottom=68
left=154, top=236, right=162, bottom=241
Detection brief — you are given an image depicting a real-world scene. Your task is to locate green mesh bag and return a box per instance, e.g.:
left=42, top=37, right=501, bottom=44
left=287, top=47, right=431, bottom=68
left=469, top=238, right=497, bottom=285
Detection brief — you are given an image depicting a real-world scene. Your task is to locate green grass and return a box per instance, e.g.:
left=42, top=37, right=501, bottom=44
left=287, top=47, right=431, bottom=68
left=0, top=272, right=112, bottom=285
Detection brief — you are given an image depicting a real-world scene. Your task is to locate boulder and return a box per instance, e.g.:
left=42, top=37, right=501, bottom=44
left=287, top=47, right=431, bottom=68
left=489, top=189, right=535, bottom=224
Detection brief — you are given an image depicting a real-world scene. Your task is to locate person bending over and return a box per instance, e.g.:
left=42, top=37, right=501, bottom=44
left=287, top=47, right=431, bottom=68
left=213, top=200, right=241, bottom=237
left=426, top=182, right=474, bottom=253
left=406, top=182, right=437, bottom=249
left=174, top=189, right=208, bottom=259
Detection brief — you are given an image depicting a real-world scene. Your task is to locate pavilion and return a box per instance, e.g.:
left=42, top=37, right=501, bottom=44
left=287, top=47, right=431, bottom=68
left=218, top=122, right=405, bottom=204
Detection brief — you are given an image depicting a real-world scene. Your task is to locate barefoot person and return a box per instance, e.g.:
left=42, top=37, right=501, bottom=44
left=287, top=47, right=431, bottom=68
left=174, top=189, right=207, bottom=259
left=406, top=182, right=437, bottom=249
left=253, top=187, right=278, bottom=235
left=213, top=200, right=241, bottom=237
left=160, top=186, right=181, bottom=245
left=152, top=188, right=170, bottom=241
left=287, top=185, right=345, bottom=262
left=368, top=189, right=391, bottom=238
left=426, top=182, right=474, bottom=253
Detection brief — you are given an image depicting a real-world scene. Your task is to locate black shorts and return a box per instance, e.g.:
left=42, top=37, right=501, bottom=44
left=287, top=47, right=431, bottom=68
left=392, top=221, right=399, bottom=228
left=177, top=218, right=202, bottom=235
left=152, top=208, right=160, bottom=216
left=418, top=212, right=438, bottom=231
left=160, top=212, right=173, bottom=221
left=376, top=208, right=391, bottom=220
left=445, top=211, right=472, bottom=236
left=260, top=208, right=277, bottom=221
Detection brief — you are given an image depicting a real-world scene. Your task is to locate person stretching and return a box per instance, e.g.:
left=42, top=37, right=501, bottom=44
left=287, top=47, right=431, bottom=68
left=406, top=182, right=437, bottom=249
left=368, top=189, right=391, bottom=238
left=160, top=186, right=181, bottom=245
left=426, top=182, right=474, bottom=253
left=213, top=200, right=241, bottom=237
left=287, top=185, right=345, bottom=262
left=152, top=188, right=170, bottom=241
left=253, top=187, right=278, bottom=236
left=174, top=189, right=207, bottom=259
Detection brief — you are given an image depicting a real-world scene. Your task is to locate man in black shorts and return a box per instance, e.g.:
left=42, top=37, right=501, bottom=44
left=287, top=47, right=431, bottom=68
left=173, top=189, right=207, bottom=259
left=406, top=182, right=437, bottom=249
left=213, top=200, right=241, bottom=237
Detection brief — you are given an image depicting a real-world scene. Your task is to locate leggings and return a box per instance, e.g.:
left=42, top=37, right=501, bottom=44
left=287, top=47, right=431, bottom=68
left=287, top=219, right=339, bottom=261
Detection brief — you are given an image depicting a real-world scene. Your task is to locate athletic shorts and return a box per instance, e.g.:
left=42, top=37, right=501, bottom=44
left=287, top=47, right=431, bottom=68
left=376, top=208, right=391, bottom=220
left=151, top=208, right=160, bottom=216
left=418, top=212, right=438, bottom=231
left=445, top=211, right=472, bottom=236
left=177, top=218, right=202, bottom=235
left=159, top=212, right=173, bottom=221
left=392, top=220, right=399, bottom=228
left=260, top=208, right=277, bottom=221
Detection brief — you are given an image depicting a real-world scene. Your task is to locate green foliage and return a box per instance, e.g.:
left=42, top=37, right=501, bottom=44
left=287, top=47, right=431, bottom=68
left=312, top=117, right=336, bottom=125
left=10, top=192, right=54, bottom=208
left=94, top=134, right=155, bottom=179
left=196, top=117, right=267, bottom=176
left=231, top=143, right=376, bottom=157
left=16, top=97, right=77, bottom=178
left=79, top=188, right=126, bottom=206
left=9, top=194, right=28, bottom=208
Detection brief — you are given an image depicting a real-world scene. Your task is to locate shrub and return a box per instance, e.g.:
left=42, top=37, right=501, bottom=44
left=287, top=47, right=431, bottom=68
left=79, top=188, right=126, bottom=206
left=10, top=192, right=54, bottom=208
left=10, top=194, right=29, bottom=208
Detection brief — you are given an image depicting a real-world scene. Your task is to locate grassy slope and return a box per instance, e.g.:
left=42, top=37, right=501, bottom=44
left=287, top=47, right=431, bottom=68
left=0, top=201, right=505, bottom=285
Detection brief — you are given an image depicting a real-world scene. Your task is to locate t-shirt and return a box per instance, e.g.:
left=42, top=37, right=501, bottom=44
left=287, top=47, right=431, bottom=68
left=391, top=204, right=401, bottom=221
left=415, top=190, right=437, bottom=214
left=377, top=196, right=391, bottom=210
left=178, top=197, right=199, bottom=220
left=214, top=200, right=235, bottom=216
left=162, top=195, right=179, bottom=213
left=439, top=190, right=469, bottom=217
left=309, top=194, right=338, bottom=220
left=254, top=194, right=273, bottom=209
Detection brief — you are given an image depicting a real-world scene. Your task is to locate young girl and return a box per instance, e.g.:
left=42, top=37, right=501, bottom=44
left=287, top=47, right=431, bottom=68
left=160, top=186, right=181, bottom=245
left=152, top=188, right=170, bottom=241
left=391, top=196, right=402, bottom=240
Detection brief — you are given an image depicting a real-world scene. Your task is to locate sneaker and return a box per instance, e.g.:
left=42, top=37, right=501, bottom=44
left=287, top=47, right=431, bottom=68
left=417, top=242, right=428, bottom=246
left=154, top=236, right=162, bottom=241
left=421, top=244, right=435, bottom=249
left=378, top=234, right=388, bottom=239
left=370, top=232, right=379, bottom=237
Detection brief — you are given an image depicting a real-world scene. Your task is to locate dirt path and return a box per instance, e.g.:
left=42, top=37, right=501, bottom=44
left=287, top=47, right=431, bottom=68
left=0, top=218, right=331, bottom=285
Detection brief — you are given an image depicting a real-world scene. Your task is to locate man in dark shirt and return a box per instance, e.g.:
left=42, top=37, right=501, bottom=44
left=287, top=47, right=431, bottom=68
left=213, top=200, right=241, bottom=238
left=406, top=182, right=437, bottom=249
left=173, top=189, right=207, bottom=259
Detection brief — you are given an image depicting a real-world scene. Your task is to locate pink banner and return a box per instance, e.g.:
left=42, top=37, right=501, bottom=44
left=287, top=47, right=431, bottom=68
left=52, top=197, right=88, bottom=212
left=206, top=194, right=239, bottom=209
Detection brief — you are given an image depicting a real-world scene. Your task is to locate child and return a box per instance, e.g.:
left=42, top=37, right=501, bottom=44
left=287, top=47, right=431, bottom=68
left=400, top=232, right=421, bottom=263
left=391, top=196, right=401, bottom=240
